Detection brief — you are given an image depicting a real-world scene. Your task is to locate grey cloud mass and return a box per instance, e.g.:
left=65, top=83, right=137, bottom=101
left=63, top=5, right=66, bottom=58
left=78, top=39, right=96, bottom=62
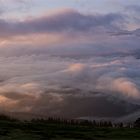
left=0, top=10, right=124, bottom=37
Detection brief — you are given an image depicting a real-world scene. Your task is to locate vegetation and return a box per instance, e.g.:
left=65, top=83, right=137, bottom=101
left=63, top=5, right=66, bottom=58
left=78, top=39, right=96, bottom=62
left=0, top=114, right=140, bottom=139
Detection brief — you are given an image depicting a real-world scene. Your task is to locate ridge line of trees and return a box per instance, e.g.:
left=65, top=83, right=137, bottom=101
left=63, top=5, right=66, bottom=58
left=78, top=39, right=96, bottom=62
left=0, top=114, right=140, bottom=128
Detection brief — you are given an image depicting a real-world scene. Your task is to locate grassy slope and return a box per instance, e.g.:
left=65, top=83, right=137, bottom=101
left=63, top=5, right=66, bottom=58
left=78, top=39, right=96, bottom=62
left=0, top=120, right=140, bottom=140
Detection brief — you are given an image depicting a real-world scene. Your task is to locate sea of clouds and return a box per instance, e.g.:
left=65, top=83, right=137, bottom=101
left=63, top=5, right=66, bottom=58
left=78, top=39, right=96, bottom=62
left=0, top=6, right=139, bottom=119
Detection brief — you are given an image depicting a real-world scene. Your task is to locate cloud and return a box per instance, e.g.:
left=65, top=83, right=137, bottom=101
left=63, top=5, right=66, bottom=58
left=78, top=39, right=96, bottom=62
left=0, top=9, right=124, bottom=38
left=109, top=28, right=140, bottom=37
left=97, top=77, right=140, bottom=103
left=0, top=0, right=32, bottom=17
left=0, top=53, right=139, bottom=118
left=125, top=5, right=140, bottom=13
left=0, top=9, right=139, bottom=119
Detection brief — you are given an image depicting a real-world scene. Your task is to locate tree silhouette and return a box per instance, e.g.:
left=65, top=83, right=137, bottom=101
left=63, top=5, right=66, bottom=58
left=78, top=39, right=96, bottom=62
left=134, top=118, right=140, bottom=127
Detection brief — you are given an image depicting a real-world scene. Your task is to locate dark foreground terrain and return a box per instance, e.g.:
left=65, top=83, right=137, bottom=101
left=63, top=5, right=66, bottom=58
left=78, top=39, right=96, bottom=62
left=0, top=117, right=140, bottom=140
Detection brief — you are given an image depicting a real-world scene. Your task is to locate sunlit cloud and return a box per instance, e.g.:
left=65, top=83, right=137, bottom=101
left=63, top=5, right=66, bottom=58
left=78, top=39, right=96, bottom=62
left=0, top=2, right=139, bottom=119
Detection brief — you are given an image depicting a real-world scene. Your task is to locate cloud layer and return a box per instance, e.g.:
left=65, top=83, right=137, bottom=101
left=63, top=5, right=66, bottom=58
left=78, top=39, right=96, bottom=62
left=0, top=54, right=139, bottom=118
left=0, top=8, right=139, bottom=119
left=0, top=9, right=124, bottom=38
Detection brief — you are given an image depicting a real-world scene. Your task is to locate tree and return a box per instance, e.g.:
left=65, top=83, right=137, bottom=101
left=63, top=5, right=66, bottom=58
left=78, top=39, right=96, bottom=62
left=134, top=118, right=140, bottom=127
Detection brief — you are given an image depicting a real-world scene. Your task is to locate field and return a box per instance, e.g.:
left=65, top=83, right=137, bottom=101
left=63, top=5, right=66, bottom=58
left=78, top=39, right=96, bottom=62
left=0, top=119, right=140, bottom=140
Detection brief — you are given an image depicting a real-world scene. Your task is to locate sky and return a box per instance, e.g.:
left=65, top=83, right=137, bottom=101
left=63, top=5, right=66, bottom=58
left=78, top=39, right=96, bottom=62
left=0, top=0, right=140, bottom=121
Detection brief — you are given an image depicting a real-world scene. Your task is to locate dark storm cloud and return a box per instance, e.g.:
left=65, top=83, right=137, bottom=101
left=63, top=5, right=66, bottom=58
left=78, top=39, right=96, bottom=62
left=0, top=84, right=139, bottom=118
left=31, top=95, right=140, bottom=118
